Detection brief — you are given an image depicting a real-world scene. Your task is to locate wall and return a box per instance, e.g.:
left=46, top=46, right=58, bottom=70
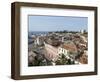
left=0, top=0, right=100, bottom=82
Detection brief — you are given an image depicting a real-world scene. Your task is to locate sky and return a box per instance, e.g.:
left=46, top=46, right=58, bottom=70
left=28, top=15, right=88, bottom=32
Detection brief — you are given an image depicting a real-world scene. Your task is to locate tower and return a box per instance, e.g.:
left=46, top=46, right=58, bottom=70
left=62, top=37, right=64, bottom=42
left=34, top=36, right=40, bottom=45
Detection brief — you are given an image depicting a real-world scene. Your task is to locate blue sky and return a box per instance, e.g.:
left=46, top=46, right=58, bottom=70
left=28, top=15, right=88, bottom=32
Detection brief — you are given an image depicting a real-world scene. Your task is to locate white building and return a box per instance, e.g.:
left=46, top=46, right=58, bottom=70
left=58, top=47, right=68, bottom=55
left=61, top=37, right=64, bottom=42
left=34, top=36, right=39, bottom=45
left=34, top=36, right=44, bottom=45
left=80, top=29, right=84, bottom=34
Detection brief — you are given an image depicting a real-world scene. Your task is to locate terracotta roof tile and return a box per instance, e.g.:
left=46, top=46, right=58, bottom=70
left=61, top=43, right=77, bottom=52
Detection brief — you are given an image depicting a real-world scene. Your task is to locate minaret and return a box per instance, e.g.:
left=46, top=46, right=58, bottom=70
left=34, top=36, right=40, bottom=45
left=62, top=37, right=64, bottom=42
left=36, top=36, right=40, bottom=45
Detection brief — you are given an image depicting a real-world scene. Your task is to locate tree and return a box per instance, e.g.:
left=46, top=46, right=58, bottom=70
left=55, top=54, right=67, bottom=65
left=55, top=54, right=75, bottom=65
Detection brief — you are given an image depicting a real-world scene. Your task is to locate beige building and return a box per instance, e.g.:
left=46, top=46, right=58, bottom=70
left=44, top=42, right=58, bottom=61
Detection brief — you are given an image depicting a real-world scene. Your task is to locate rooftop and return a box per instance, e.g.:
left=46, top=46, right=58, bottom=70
left=61, top=42, right=77, bottom=52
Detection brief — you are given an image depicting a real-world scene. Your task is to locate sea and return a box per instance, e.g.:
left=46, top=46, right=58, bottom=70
left=28, top=31, right=49, bottom=44
left=29, top=31, right=49, bottom=36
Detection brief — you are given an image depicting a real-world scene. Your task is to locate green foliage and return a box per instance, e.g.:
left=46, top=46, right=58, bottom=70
left=55, top=54, right=67, bottom=65
left=55, top=54, right=75, bottom=65
left=28, top=54, right=48, bottom=66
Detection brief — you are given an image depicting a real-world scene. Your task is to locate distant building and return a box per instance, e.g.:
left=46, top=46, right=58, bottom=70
left=80, top=29, right=84, bottom=34
left=34, top=36, right=40, bottom=45
left=61, top=37, right=64, bottom=42
left=80, top=29, right=87, bottom=34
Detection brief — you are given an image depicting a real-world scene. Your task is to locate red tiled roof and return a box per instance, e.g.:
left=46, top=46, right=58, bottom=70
left=61, top=43, right=77, bottom=52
